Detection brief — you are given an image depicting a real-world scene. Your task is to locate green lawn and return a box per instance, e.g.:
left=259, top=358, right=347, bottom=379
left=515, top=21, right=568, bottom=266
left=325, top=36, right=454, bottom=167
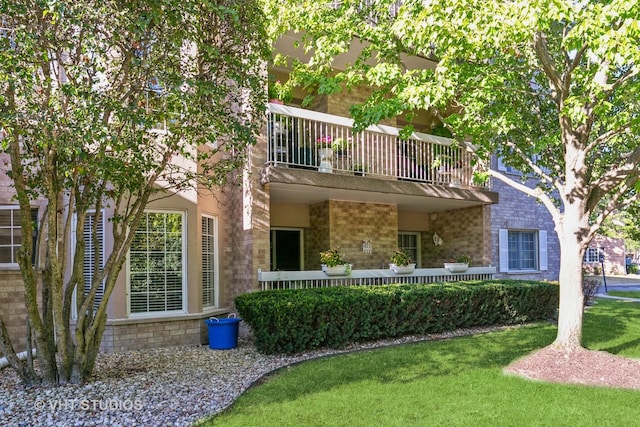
left=607, top=290, right=640, bottom=299
left=200, top=299, right=640, bottom=427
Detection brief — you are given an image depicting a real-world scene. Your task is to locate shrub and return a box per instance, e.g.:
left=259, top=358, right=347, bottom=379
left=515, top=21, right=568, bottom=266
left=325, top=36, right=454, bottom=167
left=583, top=278, right=600, bottom=308
left=235, top=280, right=559, bottom=354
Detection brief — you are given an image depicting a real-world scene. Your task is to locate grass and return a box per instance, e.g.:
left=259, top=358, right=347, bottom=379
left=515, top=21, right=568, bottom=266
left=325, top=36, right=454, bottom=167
left=607, top=290, right=640, bottom=299
left=200, top=299, right=640, bottom=427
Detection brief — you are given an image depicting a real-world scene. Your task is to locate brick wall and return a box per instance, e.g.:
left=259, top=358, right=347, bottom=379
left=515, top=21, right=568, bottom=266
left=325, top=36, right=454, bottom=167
left=307, top=201, right=398, bottom=269
left=333, top=201, right=397, bottom=269
left=583, top=236, right=626, bottom=275
left=0, top=271, right=33, bottom=355
left=307, top=202, right=330, bottom=269
left=313, top=86, right=397, bottom=127
left=221, top=128, right=273, bottom=309
left=490, top=170, right=560, bottom=280
left=423, top=205, right=489, bottom=267
left=304, top=201, right=493, bottom=270
left=100, top=316, right=209, bottom=353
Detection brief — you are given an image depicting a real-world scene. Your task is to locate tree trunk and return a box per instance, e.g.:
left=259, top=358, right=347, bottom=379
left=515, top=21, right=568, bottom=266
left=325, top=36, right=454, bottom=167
left=553, top=202, right=590, bottom=351
left=0, top=316, right=39, bottom=386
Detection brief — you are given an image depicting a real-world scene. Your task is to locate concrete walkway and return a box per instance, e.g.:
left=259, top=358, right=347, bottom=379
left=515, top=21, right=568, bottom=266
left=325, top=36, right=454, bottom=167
left=589, top=274, right=640, bottom=302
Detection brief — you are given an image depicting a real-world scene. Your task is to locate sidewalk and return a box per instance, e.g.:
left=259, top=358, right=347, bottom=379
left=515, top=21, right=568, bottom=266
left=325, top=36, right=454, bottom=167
left=589, top=274, right=640, bottom=302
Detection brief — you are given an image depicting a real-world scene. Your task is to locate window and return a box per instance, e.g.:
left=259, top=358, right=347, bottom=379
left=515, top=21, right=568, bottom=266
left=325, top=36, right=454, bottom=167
left=0, top=206, right=38, bottom=267
left=202, top=215, right=218, bottom=308
left=129, top=212, right=185, bottom=314
left=497, top=156, right=519, bottom=174
left=497, top=154, right=544, bottom=175
left=499, top=229, right=548, bottom=272
left=398, top=232, right=420, bottom=267
left=584, top=247, right=602, bottom=263
left=72, top=211, right=105, bottom=317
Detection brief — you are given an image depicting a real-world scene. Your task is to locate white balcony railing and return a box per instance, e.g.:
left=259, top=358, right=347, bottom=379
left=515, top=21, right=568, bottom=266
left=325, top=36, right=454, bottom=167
left=258, top=267, right=497, bottom=290
left=267, top=103, right=485, bottom=188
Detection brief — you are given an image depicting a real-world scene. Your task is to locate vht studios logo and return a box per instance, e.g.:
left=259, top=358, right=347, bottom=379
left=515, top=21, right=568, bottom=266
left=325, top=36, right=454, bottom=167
left=34, top=398, right=144, bottom=411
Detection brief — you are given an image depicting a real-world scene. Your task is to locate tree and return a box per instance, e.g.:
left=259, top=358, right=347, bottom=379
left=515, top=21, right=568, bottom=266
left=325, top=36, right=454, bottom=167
left=600, top=204, right=640, bottom=256
left=0, top=0, right=268, bottom=386
left=264, top=0, right=640, bottom=351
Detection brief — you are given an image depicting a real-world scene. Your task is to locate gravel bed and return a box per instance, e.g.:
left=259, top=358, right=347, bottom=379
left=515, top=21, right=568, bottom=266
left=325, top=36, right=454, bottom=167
left=0, top=326, right=508, bottom=426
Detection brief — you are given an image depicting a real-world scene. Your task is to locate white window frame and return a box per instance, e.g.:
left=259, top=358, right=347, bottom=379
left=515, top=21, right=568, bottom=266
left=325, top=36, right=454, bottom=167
left=0, top=205, right=37, bottom=269
left=499, top=229, right=548, bottom=273
left=584, top=247, right=602, bottom=264
left=201, top=214, right=219, bottom=310
left=71, top=210, right=105, bottom=320
left=126, top=210, right=187, bottom=317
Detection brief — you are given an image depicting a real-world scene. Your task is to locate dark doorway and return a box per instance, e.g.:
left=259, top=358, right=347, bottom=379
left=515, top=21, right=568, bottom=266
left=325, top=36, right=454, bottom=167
left=271, top=229, right=302, bottom=271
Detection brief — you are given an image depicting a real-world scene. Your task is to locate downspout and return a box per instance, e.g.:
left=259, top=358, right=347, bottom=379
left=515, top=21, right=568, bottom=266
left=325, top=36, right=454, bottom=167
left=0, top=349, right=37, bottom=369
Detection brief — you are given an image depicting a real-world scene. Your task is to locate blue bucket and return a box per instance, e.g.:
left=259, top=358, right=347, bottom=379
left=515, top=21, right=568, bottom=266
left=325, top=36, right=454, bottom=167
left=205, top=315, right=241, bottom=350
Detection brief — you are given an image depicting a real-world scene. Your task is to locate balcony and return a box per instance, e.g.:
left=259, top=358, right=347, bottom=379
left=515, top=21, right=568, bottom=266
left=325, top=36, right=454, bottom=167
left=267, top=103, right=485, bottom=189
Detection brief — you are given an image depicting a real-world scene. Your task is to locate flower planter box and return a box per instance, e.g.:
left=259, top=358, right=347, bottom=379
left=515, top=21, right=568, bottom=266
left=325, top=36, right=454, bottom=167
left=389, top=263, right=416, bottom=274
left=318, top=147, right=333, bottom=173
left=321, top=264, right=350, bottom=276
left=444, top=262, right=469, bottom=273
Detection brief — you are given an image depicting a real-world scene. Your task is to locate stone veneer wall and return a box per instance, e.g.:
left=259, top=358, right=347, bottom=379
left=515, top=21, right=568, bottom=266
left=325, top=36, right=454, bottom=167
left=0, top=271, right=36, bottom=355
left=99, top=317, right=208, bottom=353
left=218, top=125, right=271, bottom=333
left=306, top=202, right=330, bottom=270
left=310, top=86, right=397, bottom=127
left=423, top=205, right=490, bottom=267
left=307, top=201, right=398, bottom=269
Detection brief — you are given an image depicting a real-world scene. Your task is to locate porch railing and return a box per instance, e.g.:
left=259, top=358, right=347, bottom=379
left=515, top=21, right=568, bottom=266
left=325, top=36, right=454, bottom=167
left=258, top=267, right=497, bottom=290
left=267, top=103, right=485, bottom=188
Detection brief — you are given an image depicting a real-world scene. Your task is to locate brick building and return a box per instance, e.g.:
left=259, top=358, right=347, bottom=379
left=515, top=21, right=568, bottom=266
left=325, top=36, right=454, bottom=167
left=1, top=33, right=566, bottom=357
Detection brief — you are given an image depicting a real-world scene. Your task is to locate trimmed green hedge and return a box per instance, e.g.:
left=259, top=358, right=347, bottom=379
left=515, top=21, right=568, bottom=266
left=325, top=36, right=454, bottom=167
left=235, top=280, right=559, bottom=354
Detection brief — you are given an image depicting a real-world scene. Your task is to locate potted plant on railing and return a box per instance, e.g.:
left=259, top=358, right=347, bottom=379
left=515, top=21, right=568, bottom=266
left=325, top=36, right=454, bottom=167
left=389, top=249, right=416, bottom=274
left=320, top=247, right=351, bottom=276
left=316, top=136, right=334, bottom=173
left=444, top=253, right=472, bottom=273
left=332, top=137, right=352, bottom=154
left=353, top=164, right=368, bottom=176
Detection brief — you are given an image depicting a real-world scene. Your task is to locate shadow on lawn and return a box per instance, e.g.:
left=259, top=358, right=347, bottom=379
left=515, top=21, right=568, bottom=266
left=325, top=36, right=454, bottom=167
left=246, top=325, right=557, bottom=406
left=583, top=299, right=640, bottom=355
left=210, top=299, right=640, bottom=424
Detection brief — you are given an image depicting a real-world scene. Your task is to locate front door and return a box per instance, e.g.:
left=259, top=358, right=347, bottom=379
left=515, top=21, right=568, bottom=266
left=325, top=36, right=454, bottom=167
left=271, top=229, right=303, bottom=271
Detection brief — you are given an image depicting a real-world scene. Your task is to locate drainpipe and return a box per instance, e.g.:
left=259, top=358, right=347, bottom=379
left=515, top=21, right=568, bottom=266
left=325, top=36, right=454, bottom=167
left=0, top=349, right=37, bottom=370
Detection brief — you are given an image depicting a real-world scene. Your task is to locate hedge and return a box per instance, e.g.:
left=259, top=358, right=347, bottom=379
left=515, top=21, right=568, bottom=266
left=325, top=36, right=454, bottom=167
left=235, top=280, right=559, bottom=354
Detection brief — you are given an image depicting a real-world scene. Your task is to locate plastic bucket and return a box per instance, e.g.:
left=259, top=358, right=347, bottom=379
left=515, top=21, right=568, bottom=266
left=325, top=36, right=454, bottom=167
left=205, top=315, right=241, bottom=350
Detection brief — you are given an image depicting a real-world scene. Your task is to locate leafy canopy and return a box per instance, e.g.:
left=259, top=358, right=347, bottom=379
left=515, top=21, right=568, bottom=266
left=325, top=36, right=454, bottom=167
left=265, top=0, right=640, bottom=236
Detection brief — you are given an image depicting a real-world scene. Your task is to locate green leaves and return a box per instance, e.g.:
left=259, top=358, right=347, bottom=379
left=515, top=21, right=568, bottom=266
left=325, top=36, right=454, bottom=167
left=236, top=281, right=559, bottom=354
left=265, top=0, right=640, bottom=208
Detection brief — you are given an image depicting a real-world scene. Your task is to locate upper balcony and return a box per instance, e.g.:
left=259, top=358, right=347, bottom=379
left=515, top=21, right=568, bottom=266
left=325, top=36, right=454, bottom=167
left=265, top=103, right=486, bottom=190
